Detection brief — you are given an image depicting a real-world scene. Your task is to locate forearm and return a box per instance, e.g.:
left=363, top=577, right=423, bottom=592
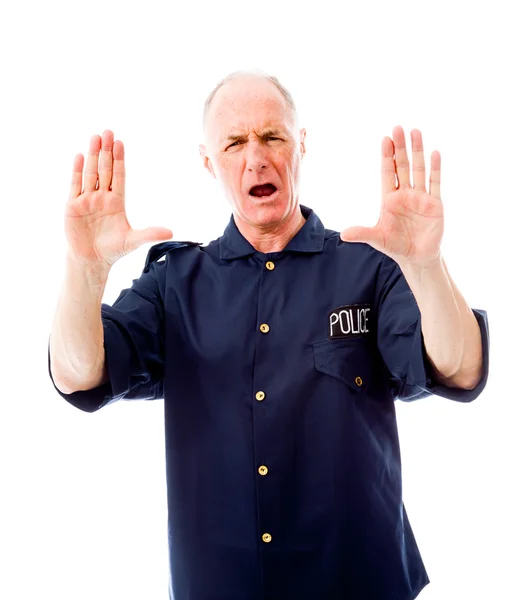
left=49, top=253, right=111, bottom=394
left=399, top=256, right=483, bottom=390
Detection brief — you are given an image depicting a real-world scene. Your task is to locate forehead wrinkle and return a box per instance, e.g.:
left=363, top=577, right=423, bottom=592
left=224, top=127, right=285, bottom=142
left=207, top=84, right=295, bottom=147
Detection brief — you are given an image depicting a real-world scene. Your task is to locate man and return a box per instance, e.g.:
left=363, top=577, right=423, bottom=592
left=48, top=70, right=490, bottom=600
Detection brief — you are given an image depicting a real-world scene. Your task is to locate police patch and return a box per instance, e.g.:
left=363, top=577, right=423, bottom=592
left=328, top=304, right=371, bottom=339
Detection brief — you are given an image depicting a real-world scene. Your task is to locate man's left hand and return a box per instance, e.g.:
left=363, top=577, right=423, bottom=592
left=340, top=126, right=444, bottom=269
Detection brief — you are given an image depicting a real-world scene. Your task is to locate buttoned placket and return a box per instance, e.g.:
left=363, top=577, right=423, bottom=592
left=252, top=256, right=280, bottom=559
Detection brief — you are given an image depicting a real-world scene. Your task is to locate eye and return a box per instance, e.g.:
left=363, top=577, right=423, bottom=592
left=227, top=137, right=281, bottom=149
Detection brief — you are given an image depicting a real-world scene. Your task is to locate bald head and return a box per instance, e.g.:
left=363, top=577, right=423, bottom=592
left=202, top=70, right=298, bottom=146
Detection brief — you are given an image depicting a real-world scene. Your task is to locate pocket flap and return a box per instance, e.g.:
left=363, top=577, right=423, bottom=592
left=313, top=339, right=372, bottom=392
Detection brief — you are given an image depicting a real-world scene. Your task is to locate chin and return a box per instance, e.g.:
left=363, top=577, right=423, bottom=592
left=245, top=195, right=293, bottom=225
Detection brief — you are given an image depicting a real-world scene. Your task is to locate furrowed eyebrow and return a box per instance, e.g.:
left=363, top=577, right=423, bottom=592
left=225, top=129, right=283, bottom=142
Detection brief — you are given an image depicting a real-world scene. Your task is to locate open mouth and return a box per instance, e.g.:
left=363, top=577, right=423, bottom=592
left=249, top=184, right=278, bottom=198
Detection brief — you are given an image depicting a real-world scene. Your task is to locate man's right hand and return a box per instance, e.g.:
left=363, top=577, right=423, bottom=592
left=65, top=130, right=173, bottom=268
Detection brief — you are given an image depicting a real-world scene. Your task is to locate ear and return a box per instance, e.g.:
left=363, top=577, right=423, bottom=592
left=299, top=128, right=307, bottom=160
left=199, top=144, right=217, bottom=180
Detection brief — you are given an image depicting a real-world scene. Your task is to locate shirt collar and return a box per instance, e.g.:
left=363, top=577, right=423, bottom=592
left=219, top=205, right=326, bottom=260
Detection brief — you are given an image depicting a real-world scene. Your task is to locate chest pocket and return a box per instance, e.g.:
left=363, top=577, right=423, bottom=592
left=313, top=339, right=374, bottom=393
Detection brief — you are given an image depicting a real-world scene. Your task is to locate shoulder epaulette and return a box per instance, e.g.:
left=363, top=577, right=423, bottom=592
left=143, top=241, right=201, bottom=273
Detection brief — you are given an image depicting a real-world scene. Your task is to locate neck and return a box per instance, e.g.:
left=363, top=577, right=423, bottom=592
left=235, top=207, right=307, bottom=253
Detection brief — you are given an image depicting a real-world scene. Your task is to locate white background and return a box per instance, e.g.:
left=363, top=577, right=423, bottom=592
left=1, top=0, right=528, bottom=598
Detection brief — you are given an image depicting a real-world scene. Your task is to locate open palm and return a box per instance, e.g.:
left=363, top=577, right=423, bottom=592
left=341, top=127, right=444, bottom=268
left=65, top=130, right=173, bottom=267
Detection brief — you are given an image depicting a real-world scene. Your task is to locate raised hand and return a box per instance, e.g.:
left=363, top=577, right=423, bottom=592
left=340, top=127, right=444, bottom=268
left=65, top=130, right=173, bottom=268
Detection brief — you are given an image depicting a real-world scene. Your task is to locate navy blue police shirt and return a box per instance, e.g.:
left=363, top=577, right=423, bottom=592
left=48, top=205, right=489, bottom=600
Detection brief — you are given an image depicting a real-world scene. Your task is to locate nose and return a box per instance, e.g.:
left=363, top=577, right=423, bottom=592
left=245, top=140, right=270, bottom=172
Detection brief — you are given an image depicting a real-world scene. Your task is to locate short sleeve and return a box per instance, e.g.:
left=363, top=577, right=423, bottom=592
left=48, top=258, right=166, bottom=413
left=375, top=256, right=490, bottom=403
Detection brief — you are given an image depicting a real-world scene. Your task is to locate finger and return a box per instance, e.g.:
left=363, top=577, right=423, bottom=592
left=381, top=137, right=397, bottom=195
left=84, top=135, right=101, bottom=192
left=411, top=129, right=426, bottom=191
left=98, top=130, right=114, bottom=190
left=125, top=227, right=174, bottom=253
left=69, top=154, right=84, bottom=200
left=340, top=225, right=384, bottom=250
left=429, top=151, right=441, bottom=198
left=392, top=126, right=411, bottom=189
left=111, top=140, right=125, bottom=196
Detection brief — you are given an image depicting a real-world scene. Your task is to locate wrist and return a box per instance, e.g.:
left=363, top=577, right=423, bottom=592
left=397, top=255, right=447, bottom=291
left=398, top=254, right=444, bottom=277
left=65, top=251, right=111, bottom=288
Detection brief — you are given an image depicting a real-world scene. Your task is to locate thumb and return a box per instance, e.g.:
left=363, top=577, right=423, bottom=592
left=340, top=225, right=382, bottom=247
left=125, top=226, right=174, bottom=253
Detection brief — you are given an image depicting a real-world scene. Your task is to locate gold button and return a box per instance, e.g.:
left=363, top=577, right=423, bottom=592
left=255, top=391, right=266, bottom=401
left=258, top=465, right=269, bottom=476
left=262, top=533, right=272, bottom=543
left=259, top=323, right=270, bottom=333
left=265, top=261, right=275, bottom=271
left=355, top=376, right=363, bottom=387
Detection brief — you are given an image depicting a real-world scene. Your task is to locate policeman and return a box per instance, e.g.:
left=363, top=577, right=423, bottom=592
left=48, top=70, right=489, bottom=600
